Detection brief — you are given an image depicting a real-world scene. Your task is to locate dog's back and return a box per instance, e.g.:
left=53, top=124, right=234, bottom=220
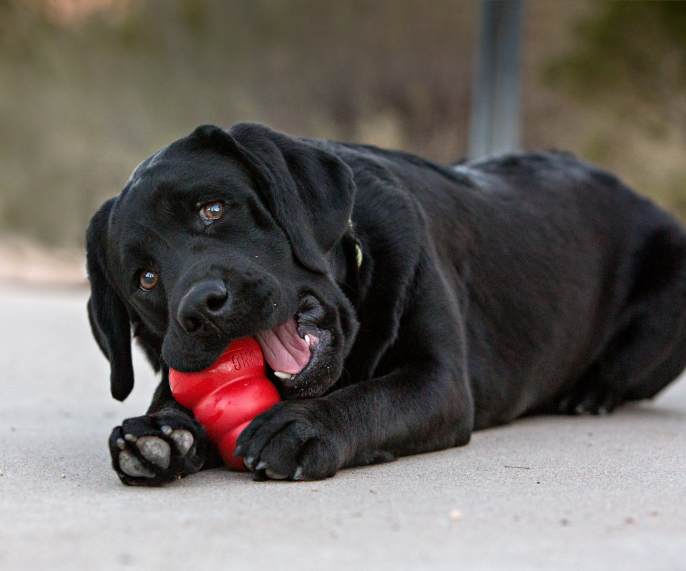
left=320, top=143, right=686, bottom=427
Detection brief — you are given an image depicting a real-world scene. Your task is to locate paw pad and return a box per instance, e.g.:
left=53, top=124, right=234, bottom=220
left=136, top=436, right=171, bottom=470
left=170, top=429, right=194, bottom=456
left=118, top=450, right=155, bottom=478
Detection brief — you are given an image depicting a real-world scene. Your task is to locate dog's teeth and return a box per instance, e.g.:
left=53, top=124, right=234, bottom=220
left=274, top=371, right=294, bottom=380
left=304, top=334, right=312, bottom=346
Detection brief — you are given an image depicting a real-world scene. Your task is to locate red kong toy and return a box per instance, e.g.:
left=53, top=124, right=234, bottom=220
left=169, top=336, right=281, bottom=471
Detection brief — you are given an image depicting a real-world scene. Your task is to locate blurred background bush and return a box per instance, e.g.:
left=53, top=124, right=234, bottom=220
left=0, top=0, right=685, bottom=249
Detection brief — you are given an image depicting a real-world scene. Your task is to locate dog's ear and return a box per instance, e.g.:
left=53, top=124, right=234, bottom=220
left=86, top=198, right=135, bottom=402
left=190, top=123, right=356, bottom=274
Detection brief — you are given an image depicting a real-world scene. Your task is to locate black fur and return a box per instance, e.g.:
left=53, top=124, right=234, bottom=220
left=86, top=123, right=686, bottom=485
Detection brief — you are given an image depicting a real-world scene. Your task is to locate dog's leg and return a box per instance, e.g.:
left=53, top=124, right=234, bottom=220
left=108, top=368, right=219, bottom=486
left=569, top=304, right=686, bottom=414
left=560, top=226, right=686, bottom=414
left=235, top=259, right=475, bottom=480
left=235, top=361, right=474, bottom=481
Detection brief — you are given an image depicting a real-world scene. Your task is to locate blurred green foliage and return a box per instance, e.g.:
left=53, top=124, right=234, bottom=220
left=542, top=1, right=686, bottom=221
left=546, top=1, right=686, bottom=141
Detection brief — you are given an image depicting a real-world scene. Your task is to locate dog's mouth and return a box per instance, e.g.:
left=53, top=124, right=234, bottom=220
left=254, top=318, right=318, bottom=387
left=163, top=292, right=340, bottom=397
left=253, top=293, right=336, bottom=397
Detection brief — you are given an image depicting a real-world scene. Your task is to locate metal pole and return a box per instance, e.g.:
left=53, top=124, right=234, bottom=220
left=469, top=0, right=524, bottom=159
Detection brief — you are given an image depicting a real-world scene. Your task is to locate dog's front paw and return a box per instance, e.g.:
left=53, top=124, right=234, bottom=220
left=109, top=410, right=207, bottom=486
left=235, top=400, right=343, bottom=481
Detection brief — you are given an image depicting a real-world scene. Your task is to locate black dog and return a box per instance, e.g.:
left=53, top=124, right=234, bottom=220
left=86, top=123, right=686, bottom=486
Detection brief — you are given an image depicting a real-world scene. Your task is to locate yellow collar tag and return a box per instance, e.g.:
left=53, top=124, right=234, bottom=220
left=349, top=219, right=363, bottom=268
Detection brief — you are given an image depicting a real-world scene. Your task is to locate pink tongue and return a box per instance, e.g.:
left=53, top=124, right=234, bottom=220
left=255, top=318, right=311, bottom=375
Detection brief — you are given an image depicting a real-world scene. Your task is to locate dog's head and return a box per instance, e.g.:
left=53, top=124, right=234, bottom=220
left=87, top=123, right=359, bottom=401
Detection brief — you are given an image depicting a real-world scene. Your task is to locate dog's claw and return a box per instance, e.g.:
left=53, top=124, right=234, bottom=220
left=170, top=429, right=194, bottom=456
left=116, top=438, right=126, bottom=450
left=265, top=468, right=287, bottom=480
left=244, top=456, right=255, bottom=470
left=124, top=433, right=138, bottom=443
left=118, top=450, right=155, bottom=478
left=255, top=460, right=268, bottom=471
left=233, top=445, right=242, bottom=457
left=294, top=466, right=303, bottom=480
left=136, top=436, right=171, bottom=469
left=160, top=425, right=173, bottom=436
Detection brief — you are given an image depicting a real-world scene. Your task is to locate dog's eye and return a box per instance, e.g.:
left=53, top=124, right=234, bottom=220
left=200, top=202, right=224, bottom=222
left=139, top=270, right=158, bottom=291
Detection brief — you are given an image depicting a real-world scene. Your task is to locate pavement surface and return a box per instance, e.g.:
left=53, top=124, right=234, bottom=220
left=0, top=284, right=685, bottom=571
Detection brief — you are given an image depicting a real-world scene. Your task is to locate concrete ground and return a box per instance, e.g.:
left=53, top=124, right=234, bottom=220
left=0, top=284, right=685, bottom=571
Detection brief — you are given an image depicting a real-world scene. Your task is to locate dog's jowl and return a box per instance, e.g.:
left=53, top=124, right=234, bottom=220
left=86, top=123, right=686, bottom=486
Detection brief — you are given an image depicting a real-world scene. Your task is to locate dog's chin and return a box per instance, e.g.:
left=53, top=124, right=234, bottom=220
left=161, top=343, right=225, bottom=373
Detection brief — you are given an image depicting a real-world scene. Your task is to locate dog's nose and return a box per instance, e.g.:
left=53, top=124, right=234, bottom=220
left=177, top=280, right=229, bottom=333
